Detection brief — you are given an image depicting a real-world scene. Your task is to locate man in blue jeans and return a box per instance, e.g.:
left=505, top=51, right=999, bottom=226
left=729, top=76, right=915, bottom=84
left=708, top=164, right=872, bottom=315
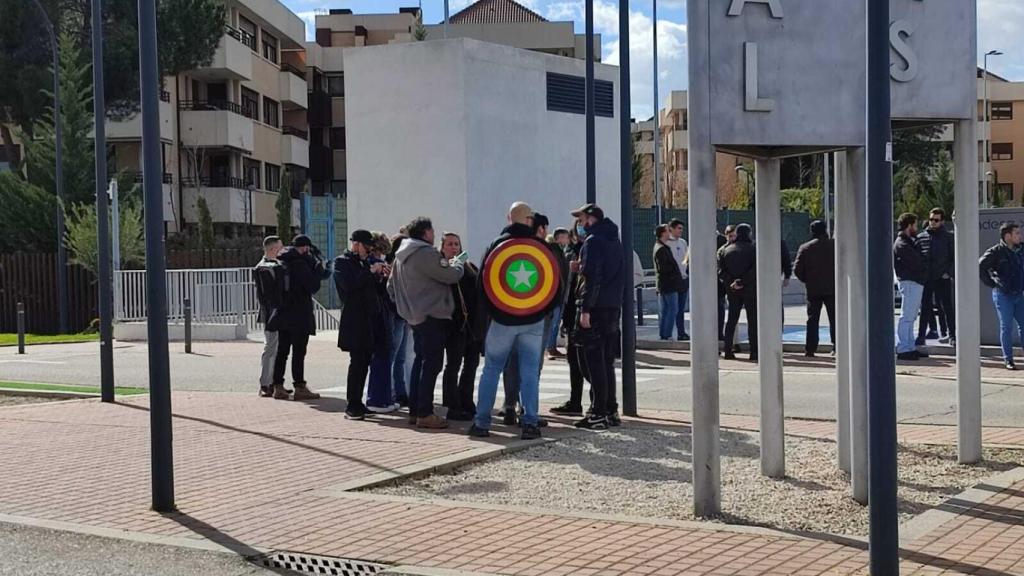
left=893, top=213, right=929, bottom=361
left=980, top=222, right=1024, bottom=370
left=470, top=202, right=560, bottom=441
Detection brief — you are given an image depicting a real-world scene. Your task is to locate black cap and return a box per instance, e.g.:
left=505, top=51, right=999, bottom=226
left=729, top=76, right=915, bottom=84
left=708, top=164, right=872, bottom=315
left=571, top=203, right=604, bottom=220
left=810, top=220, right=828, bottom=236
left=350, top=229, right=374, bottom=245
left=292, top=234, right=313, bottom=247
left=532, top=212, right=549, bottom=228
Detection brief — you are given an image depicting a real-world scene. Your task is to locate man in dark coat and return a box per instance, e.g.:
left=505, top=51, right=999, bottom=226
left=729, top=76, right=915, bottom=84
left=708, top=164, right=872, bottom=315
left=893, top=213, right=929, bottom=360
left=440, top=232, right=481, bottom=421
left=334, top=229, right=388, bottom=419
left=272, top=234, right=323, bottom=400
left=793, top=220, right=836, bottom=357
left=718, top=223, right=757, bottom=361
left=915, top=207, right=956, bottom=346
left=980, top=222, right=1024, bottom=370
left=253, top=235, right=284, bottom=398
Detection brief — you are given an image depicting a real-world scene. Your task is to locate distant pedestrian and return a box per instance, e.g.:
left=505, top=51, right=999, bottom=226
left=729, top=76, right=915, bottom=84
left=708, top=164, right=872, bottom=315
left=253, top=235, right=284, bottom=398
left=389, top=217, right=464, bottom=429
left=980, top=222, right=1024, bottom=370
left=546, top=228, right=572, bottom=359
left=387, top=234, right=411, bottom=406
left=893, top=213, right=929, bottom=361
left=793, top=220, right=835, bottom=357
left=654, top=225, right=686, bottom=341
left=717, top=226, right=736, bottom=342
left=440, top=232, right=481, bottom=421
left=667, top=219, right=690, bottom=339
left=272, top=235, right=323, bottom=400
left=366, top=232, right=401, bottom=414
left=334, top=230, right=389, bottom=419
left=718, top=223, right=757, bottom=361
left=916, top=208, right=956, bottom=346
left=549, top=224, right=587, bottom=417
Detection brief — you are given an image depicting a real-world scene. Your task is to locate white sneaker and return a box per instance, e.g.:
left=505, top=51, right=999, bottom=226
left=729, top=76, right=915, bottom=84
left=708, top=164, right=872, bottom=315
left=367, top=404, right=398, bottom=414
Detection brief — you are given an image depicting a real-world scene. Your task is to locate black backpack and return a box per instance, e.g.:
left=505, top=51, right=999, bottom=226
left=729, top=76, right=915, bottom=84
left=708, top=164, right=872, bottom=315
left=254, top=260, right=289, bottom=318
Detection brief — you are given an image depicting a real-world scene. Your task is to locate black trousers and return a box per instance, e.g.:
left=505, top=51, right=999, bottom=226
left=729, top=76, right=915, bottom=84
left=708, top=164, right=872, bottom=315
left=724, top=292, right=757, bottom=357
left=567, top=333, right=586, bottom=408
left=272, top=329, right=309, bottom=385
left=410, top=318, right=447, bottom=419
left=347, top=349, right=373, bottom=411
left=806, top=294, right=836, bottom=354
left=579, top=308, right=620, bottom=417
left=442, top=328, right=479, bottom=415
left=718, top=292, right=727, bottom=340
left=918, top=278, right=956, bottom=341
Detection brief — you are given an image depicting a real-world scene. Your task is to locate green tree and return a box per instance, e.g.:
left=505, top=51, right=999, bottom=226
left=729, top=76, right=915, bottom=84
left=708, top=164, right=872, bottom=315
left=894, top=165, right=932, bottom=220
left=20, top=30, right=95, bottom=208
left=925, top=150, right=955, bottom=216
left=0, top=172, right=57, bottom=253
left=276, top=177, right=294, bottom=244
left=64, top=196, right=144, bottom=273
left=780, top=188, right=824, bottom=218
left=893, top=124, right=946, bottom=175
left=196, top=195, right=214, bottom=250
left=413, top=11, right=428, bottom=41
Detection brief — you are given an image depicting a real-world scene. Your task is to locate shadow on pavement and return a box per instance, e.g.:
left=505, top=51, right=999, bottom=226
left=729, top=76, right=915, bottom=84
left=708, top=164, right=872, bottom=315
left=161, top=511, right=301, bottom=575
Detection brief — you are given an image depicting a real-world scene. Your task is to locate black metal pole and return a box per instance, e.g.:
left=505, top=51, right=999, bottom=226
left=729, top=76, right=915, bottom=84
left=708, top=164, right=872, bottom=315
left=93, top=0, right=115, bottom=403
left=619, top=0, right=637, bottom=418
left=585, top=0, right=596, bottom=205
left=138, top=0, right=175, bottom=512
left=16, top=302, right=26, bottom=355
left=184, top=298, right=192, bottom=354
left=866, top=0, right=898, bottom=571
left=636, top=286, right=643, bottom=326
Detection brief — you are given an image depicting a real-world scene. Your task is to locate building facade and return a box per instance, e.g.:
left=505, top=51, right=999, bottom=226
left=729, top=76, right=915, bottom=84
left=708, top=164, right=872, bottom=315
left=981, top=73, right=1024, bottom=206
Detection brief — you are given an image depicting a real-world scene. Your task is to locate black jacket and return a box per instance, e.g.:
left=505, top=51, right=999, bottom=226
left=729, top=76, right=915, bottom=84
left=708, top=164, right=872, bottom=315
left=654, top=242, right=686, bottom=294
left=562, top=241, right=583, bottom=329
left=478, top=223, right=560, bottom=326
left=578, top=218, right=626, bottom=312
left=893, top=232, right=927, bottom=284
left=252, top=256, right=282, bottom=325
left=980, top=242, right=1024, bottom=295
left=453, top=262, right=485, bottom=342
left=793, top=236, right=835, bottom=297
left=917, top=225, right=955, bottom=282
left=334, top=251, right=385, bottom=352
left=718, top=237, right=757, bottom=297
left=276, top=247, right=322, bottom=335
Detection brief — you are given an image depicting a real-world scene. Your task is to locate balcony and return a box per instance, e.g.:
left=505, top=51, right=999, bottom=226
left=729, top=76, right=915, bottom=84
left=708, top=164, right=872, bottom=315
left=279, top=68, right=308, bottom=110
left=282, top=126, right=309, bottom=168
left=670, top=129, right=688, bottom=151
left=179, top=101, right=254, bottom=152
left=182, top=183, right=281, bottom=226
left=192, top=27, right=253, bottom=81
left=104, top=98, right=173, bottom=142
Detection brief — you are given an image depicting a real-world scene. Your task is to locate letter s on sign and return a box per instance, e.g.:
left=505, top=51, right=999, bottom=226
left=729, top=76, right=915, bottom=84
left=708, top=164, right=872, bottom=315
left=890, top=19, right=918, bottom=83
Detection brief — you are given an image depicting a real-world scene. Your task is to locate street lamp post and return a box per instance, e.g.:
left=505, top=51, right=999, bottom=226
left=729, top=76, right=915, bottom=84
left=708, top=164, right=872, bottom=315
left=92, top=0, right=115, bottom=402
left=652, top=0, right=661, bottom=222
left=585, top=0, right=595, bottom=205
left=983, top=50, right=1003, bottom=209
left=29, top=0, right=68, bottom=334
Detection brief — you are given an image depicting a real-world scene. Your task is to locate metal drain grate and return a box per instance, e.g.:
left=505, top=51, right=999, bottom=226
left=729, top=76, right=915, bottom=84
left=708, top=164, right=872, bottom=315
left=257, top=551, right=388, bottom=576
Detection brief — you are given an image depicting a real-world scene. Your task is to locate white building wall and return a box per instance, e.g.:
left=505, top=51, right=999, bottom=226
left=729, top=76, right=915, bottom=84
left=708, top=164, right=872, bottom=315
left=345, top=38, right=620, bottom=259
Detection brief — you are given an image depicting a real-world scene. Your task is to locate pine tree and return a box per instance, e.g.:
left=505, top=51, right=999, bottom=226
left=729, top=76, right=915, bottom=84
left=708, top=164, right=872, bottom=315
left=196, top=196, right=214, bottom=250
left=276, top=175, right=294, bottom=244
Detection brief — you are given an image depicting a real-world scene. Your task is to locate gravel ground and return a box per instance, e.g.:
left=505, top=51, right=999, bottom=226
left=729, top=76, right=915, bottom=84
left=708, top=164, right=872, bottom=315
left=371, top=424, right=1024, bottom=536
left=0, top=395, right=59, bottom=407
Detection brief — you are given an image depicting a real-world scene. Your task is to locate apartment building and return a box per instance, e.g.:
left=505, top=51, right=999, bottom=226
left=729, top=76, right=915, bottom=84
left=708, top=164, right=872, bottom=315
left=304, top=0, right=601, bottom=199
left=980, top=73, right=1024, bottom=206
left=106, top=0, right=309, bottom=235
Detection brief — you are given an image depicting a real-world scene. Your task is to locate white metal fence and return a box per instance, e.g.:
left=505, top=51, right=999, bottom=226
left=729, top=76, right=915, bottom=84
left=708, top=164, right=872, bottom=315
left=115, top=268, right=339, bottom=333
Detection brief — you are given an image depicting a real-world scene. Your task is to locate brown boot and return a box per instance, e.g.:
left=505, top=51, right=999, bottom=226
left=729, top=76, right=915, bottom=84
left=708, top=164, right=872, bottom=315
left=292, top=383, right=320, bottom=401
left=272, top=384, right=291, bottom=400
left=416, top=414, right=448, bottom=429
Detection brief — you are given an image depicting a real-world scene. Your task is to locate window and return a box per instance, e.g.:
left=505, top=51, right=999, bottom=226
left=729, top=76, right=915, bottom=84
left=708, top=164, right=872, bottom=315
left=0, top=144, right=22, bottom=172
left=329, top=127, right=346, bottom=150
left=327, top=73, right=345, bottom=97
left=244, top=158, right=261, bottom=189
left=545, top=72, right=614, bottom=118
left=262, top=31, right=278, bottom=64
left=331, top=180, right=347, bottom=196
left=997, top=183, right=1014, bottom=201
left=263, top=97, right=280, bottom=128
left=992, top=143, right=1014, bottom=161
left=992, top=102, right=1013, bottom=120
left=265, top=163, right=281, bottom=191
left=241, top=88, right=259, bottom=120
left=238, top=17, right=258, bottom=52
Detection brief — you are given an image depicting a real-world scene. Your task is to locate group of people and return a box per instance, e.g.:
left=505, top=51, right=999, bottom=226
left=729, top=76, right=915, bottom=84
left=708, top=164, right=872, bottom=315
left=252, top=201, right=629, bottom=439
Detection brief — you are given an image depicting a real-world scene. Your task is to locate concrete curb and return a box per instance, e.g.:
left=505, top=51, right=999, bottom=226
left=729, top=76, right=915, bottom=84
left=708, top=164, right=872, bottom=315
left=380, top=567, right=503, bottom=576
left=898, top=466, right=1024, bottom=546
left=638, top=339, right=835, bottom=354
left=0, top=387, right=98, bottom=400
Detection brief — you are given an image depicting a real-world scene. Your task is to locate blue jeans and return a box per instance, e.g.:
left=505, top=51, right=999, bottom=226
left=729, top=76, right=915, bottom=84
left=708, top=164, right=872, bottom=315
left=475, top=320, right=545, bottom=429
left=897, top=280, right=924, bottom=353
left=545, top=305, right=563, bottom=349
left=658, top=291, right=679, bottom=340
left=993, top=290, right=1024, bottom=362
left=676, top=289, right=689, bottom=337
left=389, top=316, right=410, bottom=401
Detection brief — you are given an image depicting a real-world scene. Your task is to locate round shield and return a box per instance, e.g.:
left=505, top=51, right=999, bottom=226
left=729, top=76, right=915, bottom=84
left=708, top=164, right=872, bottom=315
left=483, top=238, right=561, bottom=317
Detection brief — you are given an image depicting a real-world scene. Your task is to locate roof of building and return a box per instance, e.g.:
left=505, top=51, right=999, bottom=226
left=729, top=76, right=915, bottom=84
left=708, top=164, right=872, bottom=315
left=449, top=0, right=548, bottom=24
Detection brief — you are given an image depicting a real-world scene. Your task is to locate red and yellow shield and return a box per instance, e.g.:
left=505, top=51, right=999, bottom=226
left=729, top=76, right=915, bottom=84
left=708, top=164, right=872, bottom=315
left=483, top=238, right=561, bottom=317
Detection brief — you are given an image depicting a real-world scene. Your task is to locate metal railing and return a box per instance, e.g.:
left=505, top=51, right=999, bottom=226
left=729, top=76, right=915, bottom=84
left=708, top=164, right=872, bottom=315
left=225, top=25, right=257, bottom=51
left=160, top=90, right=171, bottom=103
left=180, top=175, right=246, bottom=189
left=282, top=125, right=308, bottom=140
left=126, top=171, right=173, bottom=184
left=178, top=99, right=247, bottom=117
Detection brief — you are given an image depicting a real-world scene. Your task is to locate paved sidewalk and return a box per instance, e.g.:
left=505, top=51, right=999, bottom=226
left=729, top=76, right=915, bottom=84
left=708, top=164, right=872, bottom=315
left=0, top=394, right=1022, bottom=575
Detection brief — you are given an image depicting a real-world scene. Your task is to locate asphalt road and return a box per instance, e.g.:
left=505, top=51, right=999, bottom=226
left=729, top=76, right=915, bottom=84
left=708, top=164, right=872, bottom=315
left=0, top=522, right=287, bottom=576
left=4, top=337, right=1023, bottom=426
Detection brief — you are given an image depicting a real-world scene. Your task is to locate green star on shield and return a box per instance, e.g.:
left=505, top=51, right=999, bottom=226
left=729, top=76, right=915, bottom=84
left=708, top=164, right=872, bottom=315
left=506, top=260, right=538, bottom=293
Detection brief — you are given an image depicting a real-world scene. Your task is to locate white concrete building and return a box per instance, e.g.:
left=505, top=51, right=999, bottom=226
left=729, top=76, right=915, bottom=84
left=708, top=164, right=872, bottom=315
left=344, top=38, right=621, bottom=257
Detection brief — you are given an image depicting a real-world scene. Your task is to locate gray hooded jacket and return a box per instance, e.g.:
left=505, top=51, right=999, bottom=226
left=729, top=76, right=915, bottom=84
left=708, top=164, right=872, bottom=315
left=388, top=238, right=464, bottom=326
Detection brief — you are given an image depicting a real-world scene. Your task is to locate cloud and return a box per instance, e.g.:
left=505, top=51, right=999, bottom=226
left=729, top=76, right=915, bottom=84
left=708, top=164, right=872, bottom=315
left=978, top=0, right=1024, bottom=80
left=295, top=11, right=319, bottom=42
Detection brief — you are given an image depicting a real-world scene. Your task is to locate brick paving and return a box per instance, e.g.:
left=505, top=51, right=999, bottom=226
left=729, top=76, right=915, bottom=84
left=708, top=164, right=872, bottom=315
left=0, top=393, right=1022, bottom=575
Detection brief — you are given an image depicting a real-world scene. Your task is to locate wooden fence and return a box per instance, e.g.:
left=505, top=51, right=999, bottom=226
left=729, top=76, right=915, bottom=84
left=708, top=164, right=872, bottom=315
left=0, top=253, right=98, bottom=335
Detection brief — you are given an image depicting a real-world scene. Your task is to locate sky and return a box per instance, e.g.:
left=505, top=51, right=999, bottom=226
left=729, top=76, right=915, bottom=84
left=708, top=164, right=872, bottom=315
left=283, top=0, right=1024, bottom=121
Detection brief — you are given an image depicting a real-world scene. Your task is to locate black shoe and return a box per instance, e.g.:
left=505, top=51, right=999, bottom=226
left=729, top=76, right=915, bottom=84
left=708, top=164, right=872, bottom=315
left=897, top=352, right=919, bottom=361
left=915, top=338, right=926, bottom=346
left=1006, top=361, right=1017, bottom=371
left=926, top=330, right=939, bottom=340
left=537, top=417, right=549, bottom=428
left=259, top=387, right=273, bottom=398
left=723, top=353, right=737, bottom=360
left=344, top=409, right=366, bottom=421
left=467, top=424, right=490, bottom=437
left=446, top=410, right=474, bottom=422
left=608, top=413, right=622, bottom=427
left=678, top=333, right=690, bottom=341
left=521, top=425, right=542, bottom=440
left=502, top=411, right=519, bottom=426
left=915, top=349, right=930, bottom=359
left=574, top=415, right=609, bottom=431
left=395, top=395, right=410, bottom=407
left=550, top=402, right=584, bottom=416
left=749, top=355, right=758, bottom=362
left=804, top=351, right=816, bottom=358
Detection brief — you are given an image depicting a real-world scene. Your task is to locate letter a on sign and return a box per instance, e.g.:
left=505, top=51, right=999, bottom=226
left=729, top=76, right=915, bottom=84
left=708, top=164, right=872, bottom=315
left=727, top=0, right=784, bottom=19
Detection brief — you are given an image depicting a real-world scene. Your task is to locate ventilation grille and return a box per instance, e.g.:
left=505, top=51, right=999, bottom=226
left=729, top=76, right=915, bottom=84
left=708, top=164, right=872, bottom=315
left=257, top=551, right=388, bottom=575
left=546, top=72, right=615, bottom=118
